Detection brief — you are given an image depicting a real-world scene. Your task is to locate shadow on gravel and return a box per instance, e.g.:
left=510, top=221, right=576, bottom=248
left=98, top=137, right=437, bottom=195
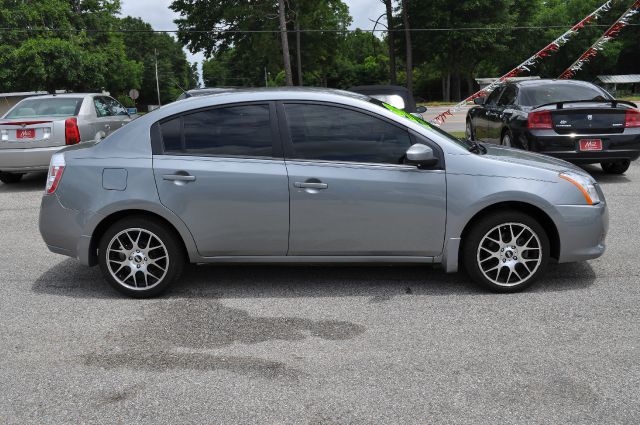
left=0, top=172, right=46, bottom=193
left=33, top=258, right=596, bottom=300
left=579, top=164, right=631, bottom=184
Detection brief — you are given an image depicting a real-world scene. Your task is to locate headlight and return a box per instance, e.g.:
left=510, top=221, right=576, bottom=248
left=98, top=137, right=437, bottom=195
left=559, top=172, right=600, bottom=205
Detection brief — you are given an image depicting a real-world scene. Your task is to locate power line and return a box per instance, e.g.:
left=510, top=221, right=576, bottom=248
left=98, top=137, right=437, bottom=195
left=1, top=24, right=639, bottom=34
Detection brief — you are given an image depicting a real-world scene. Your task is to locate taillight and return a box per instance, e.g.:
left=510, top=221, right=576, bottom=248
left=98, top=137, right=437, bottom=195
left=65, top=118, right=80, bottom=145
left=528, top=110, right=553, bottom=129
left=625, top=109, right=640, bottom=128
left=46, top=153, right=65, bottom=194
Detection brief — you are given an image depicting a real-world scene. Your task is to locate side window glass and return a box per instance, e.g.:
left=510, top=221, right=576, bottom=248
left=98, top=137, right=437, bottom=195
left=284, top=104, right=412, bottom=165
left=106, top=97, right=128, bottom=116
left=94, top=97, right=111, bottom=118
left=498, top=86, right=517, bottom=106
left=160, top=104, right=273, bottom=157
left=486, top=87, right=504, bottom=106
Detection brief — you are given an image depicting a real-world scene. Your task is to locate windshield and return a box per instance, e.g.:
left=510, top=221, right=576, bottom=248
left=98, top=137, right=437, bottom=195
left=6, top=97, right=83, bottom=118
left=371, top=99, right=472, bottom=149
left=519, top=84, right=610, bottom=107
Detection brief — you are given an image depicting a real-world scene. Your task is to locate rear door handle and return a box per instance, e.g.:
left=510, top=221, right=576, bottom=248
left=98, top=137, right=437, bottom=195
left=163, top=174, right=196, bottom=182
left=294, top=182, right=328, bottom=189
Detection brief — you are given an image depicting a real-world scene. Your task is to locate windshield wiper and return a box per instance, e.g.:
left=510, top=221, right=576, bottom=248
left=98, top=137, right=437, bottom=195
left=468, top=140, right=486, bottom=154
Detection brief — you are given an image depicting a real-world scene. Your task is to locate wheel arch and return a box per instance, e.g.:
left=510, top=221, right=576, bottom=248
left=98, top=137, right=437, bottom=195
left=459, top=201, right=560, bottom=261
left=88, top=209, right=192, bottom=266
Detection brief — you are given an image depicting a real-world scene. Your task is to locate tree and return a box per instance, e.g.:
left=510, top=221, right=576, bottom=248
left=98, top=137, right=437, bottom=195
left=382, top=0, right=397, bottom=84
left=400, top=0, right=413, bottom=93
left=278, top=0, right=294, bottom=86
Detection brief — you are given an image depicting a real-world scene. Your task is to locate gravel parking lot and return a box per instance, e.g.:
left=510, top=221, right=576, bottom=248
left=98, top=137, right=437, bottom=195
left=1, top=162, right=639, bottom=424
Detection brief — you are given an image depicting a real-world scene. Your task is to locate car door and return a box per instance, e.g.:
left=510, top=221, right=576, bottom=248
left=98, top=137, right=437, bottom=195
left=91, top=96, right=117, bottom=137
left=487, top=84, right=518, bottom=143
left=152, top=102, right=290, bottom=257
left=280, top=102, right=447, bottom=257
left=482, top=86, right=506, bottom=143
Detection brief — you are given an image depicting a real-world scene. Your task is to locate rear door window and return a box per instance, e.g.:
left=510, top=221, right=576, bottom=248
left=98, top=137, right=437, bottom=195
left=497, top=85, right=518, bottom=106
left=94, top=97, right=113, bottom=118
left=104, top=97, right=129, bottom=116
left=485, top=87, right=505, bottom=106
left=159, top=104, right=274, bottom=157
left=283, top=103, right=412, bottom=165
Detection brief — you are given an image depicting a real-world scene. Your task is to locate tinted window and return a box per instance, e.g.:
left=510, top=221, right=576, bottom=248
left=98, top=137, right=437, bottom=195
left=498, top=85, right=517, bottom=106
left=486, top=87, right=504, bottom=105
left=6, top=98, right=82, bottom=118
left=519, top=83, right=610, bottom=106
left=284, top=104, right=411, bottom=164
left=161, top=104, right=273, bottom=157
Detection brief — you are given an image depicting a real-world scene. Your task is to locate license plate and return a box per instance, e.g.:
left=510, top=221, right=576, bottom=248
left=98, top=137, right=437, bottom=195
left=579, top=139, right=602, bottom=151
left=16, top=129, right=36, bottom=139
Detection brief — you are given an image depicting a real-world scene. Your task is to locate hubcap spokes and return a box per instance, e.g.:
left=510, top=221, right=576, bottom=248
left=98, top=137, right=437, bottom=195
left=106, top=228, right=169, bottom=290
left=477, top=222, right=542, bottom=287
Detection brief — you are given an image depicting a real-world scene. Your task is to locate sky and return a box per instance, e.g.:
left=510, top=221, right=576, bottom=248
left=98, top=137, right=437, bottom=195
left=119, top=0, right=387, bottom=84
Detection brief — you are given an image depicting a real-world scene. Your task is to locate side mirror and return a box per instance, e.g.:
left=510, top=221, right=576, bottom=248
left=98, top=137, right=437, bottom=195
left=474, top=97, right=486, bottom=105
left=405, top=143, right=438, bottom=167
left=415, top=105, right=427, bottom=113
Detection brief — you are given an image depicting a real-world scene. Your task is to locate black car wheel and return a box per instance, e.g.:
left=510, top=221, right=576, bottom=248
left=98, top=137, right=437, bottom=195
left=0, top=172, right=24, bottom=184
left=466, top=120, right=475, bottom=141
left=501, top=131, right=513, bottom=148
left=463, top=210, right=550, bottom=293
left=601, top=160, right=630, bottom=175
left=98, top=216, right=185, bottom=298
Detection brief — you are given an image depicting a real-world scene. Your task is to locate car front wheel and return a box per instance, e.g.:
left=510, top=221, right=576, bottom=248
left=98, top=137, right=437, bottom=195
left=601, top=160, right=630, bottom=175
left=0, top=172, right=24, bottom=184
left=463, top=211, right=550, bottom=292
left=98, top=217, right=185, bottom=298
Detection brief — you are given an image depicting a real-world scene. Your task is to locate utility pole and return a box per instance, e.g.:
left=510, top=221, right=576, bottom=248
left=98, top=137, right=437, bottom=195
left=155, top=49, right=161, bottom=106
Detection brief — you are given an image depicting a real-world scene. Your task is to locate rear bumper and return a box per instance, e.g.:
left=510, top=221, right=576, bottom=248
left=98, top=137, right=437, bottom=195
left=527, top=130, right=640, bottom=164
left=39, top=194, right=96, bottom=266
left=0, top=146, right=63, bottom=172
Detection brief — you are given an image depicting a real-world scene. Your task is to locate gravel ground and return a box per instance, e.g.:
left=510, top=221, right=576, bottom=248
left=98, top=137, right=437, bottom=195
left=0, top=162, right=638, bottom=425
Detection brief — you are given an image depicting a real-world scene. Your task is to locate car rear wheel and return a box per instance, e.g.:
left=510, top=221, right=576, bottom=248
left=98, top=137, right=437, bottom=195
left=601, top=160, right=630, bottom=175
left=0, top=172, right=24, bottom=184
left=501, top=131, right=512, bottom=148
left=98, top=217, right=185, bottom=298
left=466, top=120, right=475, bottom=141
left=463, top=211, right=550, bottom=292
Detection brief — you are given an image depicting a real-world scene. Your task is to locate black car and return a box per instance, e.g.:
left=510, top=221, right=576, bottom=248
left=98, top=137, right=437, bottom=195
left=466, top=79, right=640, bottom=174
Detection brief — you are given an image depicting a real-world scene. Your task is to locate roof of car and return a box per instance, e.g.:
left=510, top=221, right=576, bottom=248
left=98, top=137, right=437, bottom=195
left=19, top=93, right=102, bottom=99
left=511, top=79, right=598, bottom=88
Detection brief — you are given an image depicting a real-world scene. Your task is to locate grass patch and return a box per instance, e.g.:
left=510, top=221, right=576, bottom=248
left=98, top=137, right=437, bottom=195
left=448, top=131, right=466, bottom=139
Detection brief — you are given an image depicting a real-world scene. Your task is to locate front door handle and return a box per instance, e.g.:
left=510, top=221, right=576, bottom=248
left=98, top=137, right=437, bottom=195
left=163, top=174, right=196, bottom=182
left=294, top=181, right=328, bottom=189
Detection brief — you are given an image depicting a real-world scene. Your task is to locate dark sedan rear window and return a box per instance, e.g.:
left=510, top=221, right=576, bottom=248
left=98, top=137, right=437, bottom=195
left=519, top=84, right=610, bottom=107
left=5, top=98, right=83, bottom=118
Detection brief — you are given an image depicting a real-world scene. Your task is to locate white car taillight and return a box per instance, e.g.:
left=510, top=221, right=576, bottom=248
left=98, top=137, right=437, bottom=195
left=46, top=153, right=66, bottom=194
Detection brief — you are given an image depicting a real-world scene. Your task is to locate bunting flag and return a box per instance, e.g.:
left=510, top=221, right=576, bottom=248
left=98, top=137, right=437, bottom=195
left=430, top=0, right=615, bottom=126
left=559, top=0, right=640, bottom=79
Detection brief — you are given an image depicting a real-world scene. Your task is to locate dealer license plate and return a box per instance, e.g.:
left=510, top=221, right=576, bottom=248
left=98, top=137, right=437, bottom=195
left=579, top=139, right=602, bottom=151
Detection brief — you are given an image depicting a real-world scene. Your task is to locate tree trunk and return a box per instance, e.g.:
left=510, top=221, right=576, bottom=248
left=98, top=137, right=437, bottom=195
left=384, top=0, right=396, bottom=85
left=278, top=0, right=293, bottom=86
left=442, top=73, right=451, bottom=102
left=466, top=75, right=475, bottom=98
left=295, top=18, right=303, bottom=86
left=454, top=74, right=461, bottom=101
left=401, top=0, right=412, bottom=93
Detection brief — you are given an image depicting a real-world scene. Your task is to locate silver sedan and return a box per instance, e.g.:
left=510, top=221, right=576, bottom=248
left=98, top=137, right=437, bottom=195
left=0, top=93, right=132, bottom=184
left=39, top=88, right=608, bottom=297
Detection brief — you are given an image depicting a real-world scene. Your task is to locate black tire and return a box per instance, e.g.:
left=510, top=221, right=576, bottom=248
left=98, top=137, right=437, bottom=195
left=601, top=160, right=630, bottom=175
left=0, top=172, right=24, bottom=184
left=500, top=129, right=513, bottom=148
left=462, top=210, right=550, bottom=293
left=465, top=119, right=475, bottom=141
left=98, top=216, right=185, bottom=298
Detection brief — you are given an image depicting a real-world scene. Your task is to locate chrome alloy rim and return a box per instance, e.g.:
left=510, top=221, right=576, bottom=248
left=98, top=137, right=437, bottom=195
left=106, top=228, right=169, bottom=290
left=502, top=133, right=512, bottom=147
left=476, top=222, right=542, bottom=287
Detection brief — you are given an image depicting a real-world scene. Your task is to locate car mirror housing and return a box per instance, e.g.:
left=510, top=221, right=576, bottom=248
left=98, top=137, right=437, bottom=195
left=405, top=143, right=438, bottom=167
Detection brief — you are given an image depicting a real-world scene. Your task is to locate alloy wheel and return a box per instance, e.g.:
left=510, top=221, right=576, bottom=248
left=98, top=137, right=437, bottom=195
left=106, top=228, right=169, bottom=290
left=476, top=222, right=542, bottom=287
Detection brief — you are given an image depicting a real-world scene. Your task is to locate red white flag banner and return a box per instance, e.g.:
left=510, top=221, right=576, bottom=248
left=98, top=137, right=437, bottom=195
left=559, top=0, right=640, bottom=79
left=431, top=0, right=615, bottom=126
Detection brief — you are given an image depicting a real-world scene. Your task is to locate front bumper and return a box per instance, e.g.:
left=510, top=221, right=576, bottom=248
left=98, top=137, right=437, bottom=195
left=527, top=129, right=640, bottom=164
left=0, top=146, right=63, bottom=172
left=555, top=201, right=609, bottom=263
